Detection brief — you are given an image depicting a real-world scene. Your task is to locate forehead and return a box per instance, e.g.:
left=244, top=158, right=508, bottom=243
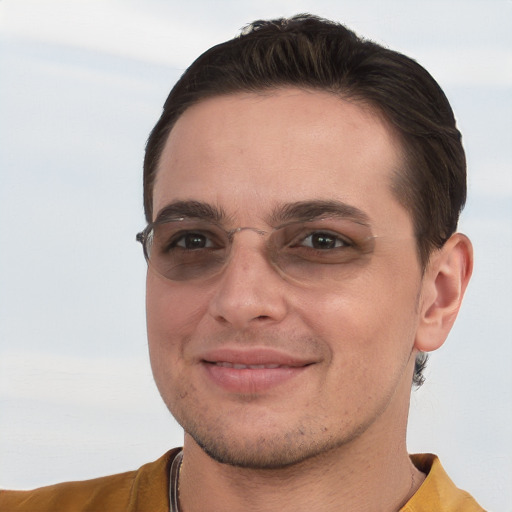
left=153, top=88, right=407, bottom=229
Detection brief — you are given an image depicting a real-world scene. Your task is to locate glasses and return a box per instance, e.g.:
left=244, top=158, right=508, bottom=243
left=136, top=217, right=375, bottom=284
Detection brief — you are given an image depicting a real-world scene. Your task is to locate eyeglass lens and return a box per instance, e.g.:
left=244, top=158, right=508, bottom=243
left=138, top=218, right=374, bottom=283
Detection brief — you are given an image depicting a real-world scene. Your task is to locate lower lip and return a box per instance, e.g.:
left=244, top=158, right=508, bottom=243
left=202, top=363, right=308, bottom=394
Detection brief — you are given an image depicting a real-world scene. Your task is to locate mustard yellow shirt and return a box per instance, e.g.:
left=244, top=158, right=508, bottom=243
left=0, top=450, right=485, bottom=511
left=404, top=454, right=485, bottom=511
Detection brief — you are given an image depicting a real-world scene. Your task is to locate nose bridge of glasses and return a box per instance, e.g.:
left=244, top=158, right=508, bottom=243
left=222, top=226, right=286, bottom=284
left=225, top=226, right=278, bottom=266
left=227, top=226, right=268, bottom=241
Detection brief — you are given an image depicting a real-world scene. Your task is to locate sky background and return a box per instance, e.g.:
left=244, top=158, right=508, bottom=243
left=0, top=1, right=511, bottom=510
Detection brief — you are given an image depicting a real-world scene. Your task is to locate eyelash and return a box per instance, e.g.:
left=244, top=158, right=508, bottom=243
left=292, top=231, right=353, bottom=250
left=166, top=231, right=222, bottom=251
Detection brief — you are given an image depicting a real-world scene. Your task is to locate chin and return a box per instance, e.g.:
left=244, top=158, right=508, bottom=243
left=194, top=434, right=329, bottom=469
left=181, top=414, right=366, bottom=470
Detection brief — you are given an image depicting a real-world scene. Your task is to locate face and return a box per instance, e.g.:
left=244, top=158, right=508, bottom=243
left=146, top=88, right=424, bottom=468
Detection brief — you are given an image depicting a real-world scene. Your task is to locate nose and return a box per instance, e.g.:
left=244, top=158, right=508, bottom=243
left=207, top=234, right=289, bottom=328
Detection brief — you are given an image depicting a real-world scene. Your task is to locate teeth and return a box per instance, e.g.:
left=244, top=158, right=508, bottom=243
left=215, top=362, right=285, bottom=369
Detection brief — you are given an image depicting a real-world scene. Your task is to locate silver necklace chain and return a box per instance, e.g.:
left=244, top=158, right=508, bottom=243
left=169, top=449, right=184, bottom=512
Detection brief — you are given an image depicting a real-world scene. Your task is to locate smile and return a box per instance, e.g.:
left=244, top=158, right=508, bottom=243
left=196, top=347, right=316, bottom=394
left=212, top=362, right=292, bottom=369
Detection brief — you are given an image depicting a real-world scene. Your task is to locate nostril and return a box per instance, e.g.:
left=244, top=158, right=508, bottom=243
left=213, top=315, right=230, bottom=325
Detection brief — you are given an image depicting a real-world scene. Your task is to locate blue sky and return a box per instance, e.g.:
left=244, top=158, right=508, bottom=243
left=0, top=1, right=511, bottom=509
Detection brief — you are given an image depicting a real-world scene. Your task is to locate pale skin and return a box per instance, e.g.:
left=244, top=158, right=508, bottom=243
left=146, top=88, right=473, bottom=511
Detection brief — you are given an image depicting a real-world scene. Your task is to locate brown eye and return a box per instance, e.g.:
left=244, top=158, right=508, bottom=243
left=175, top=232, right=213, bottom=249
left=300, top=232, right=350, bottom=250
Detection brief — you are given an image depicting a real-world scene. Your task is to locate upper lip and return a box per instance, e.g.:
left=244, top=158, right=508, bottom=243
left=199, top=347, right=315, bottom=368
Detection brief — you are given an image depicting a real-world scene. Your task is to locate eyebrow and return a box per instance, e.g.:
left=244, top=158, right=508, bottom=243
left=154, top=201, right=227, bottom=224
left=271, top=200, right=371, bottom=227
left=153, top=199, right=371, bottom=227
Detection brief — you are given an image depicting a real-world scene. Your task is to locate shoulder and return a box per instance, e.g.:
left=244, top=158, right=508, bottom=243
left=0, top=449, right=180, bottom=512
left=403, top=454, right=486, bottom=512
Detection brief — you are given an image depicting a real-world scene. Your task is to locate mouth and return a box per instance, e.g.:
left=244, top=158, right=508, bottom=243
left=199, top=348, right=314, bottom=394
left=209, top=362, right=297, bottom=369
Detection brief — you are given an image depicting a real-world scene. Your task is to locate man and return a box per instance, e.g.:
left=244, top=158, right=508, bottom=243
left=0, top=14, right=483, bottom=511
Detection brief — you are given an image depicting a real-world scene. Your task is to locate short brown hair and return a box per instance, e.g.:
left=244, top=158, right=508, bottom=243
left=143, top=14, right=467, bottom=385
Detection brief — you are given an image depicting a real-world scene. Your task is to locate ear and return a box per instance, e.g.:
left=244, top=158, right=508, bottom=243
left=415, top=233, right=473, bottom=352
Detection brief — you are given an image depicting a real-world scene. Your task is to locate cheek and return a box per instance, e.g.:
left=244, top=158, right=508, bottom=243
left=146, top=277, right=209, bottom=400
left=299, top=266, right=421, bottom=363
left=146, top=275, right=212, bottom=363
